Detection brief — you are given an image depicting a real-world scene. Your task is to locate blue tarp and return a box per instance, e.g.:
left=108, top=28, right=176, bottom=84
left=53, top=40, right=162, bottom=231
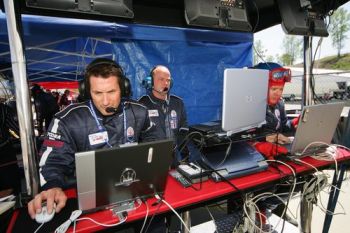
left=111, top=25, right=253, bottom=124
left=0, top=11, right=253, bottom=123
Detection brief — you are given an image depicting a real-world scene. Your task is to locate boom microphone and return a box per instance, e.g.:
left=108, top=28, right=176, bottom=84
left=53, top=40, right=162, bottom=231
left=106, top=107, right=118, bottom=113
left=106, top=102, right=129, bottom=113
left=153, top=87, right=169, bottom=94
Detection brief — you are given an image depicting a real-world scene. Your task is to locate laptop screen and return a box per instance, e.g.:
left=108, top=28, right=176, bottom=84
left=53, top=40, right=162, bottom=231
left=222, top=68, right=269, bottom=134
left=75, top=139, right=173, bottom=212
left=290, top=102, right=344, bottom=156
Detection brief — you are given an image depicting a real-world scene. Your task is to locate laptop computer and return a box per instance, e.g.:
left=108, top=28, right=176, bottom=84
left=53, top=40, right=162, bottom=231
left=285, top=102, right=344, bottom=156
left=198, top=142, right=268, bottom=182
left=190, top=68, right=268, bottom=136
left=75, top=139, right=173, bottom=212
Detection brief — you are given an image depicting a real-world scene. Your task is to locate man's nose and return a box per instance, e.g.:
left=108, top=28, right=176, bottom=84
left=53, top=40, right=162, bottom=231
left=102, top=94, right=109, bottom=105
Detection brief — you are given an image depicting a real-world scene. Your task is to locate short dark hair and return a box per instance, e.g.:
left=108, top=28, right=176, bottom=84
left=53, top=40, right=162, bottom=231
left=84, top=58, right=125, bottom=97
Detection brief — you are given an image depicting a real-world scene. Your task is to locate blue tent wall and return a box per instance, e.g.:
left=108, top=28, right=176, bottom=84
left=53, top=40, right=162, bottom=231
left=111, top=25, right=253, bottom=124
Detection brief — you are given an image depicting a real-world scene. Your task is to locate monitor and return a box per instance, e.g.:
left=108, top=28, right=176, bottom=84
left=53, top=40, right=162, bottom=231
left=222, top=68, right=269, bottom=134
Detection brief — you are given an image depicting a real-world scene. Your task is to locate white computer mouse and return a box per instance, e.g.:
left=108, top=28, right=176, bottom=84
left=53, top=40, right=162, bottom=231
left=35, top=204, right=55, bottom=224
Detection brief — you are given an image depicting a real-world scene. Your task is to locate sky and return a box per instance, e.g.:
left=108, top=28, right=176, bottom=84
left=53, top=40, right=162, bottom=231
left=254, top=2, right=350, bottom=62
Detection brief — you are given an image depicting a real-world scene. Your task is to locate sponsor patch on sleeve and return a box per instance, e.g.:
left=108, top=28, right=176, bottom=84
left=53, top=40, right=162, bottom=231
left=43, top=139, right=64, bottom=148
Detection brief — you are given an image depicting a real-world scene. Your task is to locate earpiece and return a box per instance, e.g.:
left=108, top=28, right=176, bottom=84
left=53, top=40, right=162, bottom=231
left=84, top=58, right=132, bottom=99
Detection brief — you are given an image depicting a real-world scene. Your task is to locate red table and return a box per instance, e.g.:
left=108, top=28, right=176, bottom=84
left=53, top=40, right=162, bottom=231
left=7, top=149, right=350, bottom=233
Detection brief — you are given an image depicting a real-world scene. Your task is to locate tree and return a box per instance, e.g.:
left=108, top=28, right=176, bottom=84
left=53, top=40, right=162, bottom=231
left=266, top=55, right=275, bottom=62
left=329, top=7, right=350, bottom=58
left=282, top=35, right=302, bottom=65
left=280, top=53, right=293, bottom=66
left=253, top=39, right=267, bottom=64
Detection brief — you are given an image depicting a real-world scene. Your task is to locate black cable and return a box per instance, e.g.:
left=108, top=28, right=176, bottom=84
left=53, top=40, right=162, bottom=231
left=200, top=153, right=245, bottom=200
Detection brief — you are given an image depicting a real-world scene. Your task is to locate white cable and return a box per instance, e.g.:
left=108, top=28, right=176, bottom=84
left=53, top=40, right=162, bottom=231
left=139, top=200, right=149, bottom=233
left=74, top=215, right=127, bottom=231
left=154, top=195, right=190, bottom=233
left=55, top=210, right=82, bottom=233
left=205, top=206, right=218, bottom=233
left=33, top=222, right=45, bottom=233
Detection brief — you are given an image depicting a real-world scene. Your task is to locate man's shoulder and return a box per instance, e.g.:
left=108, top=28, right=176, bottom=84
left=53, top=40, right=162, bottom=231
left=170, top=94, right=184, bottom=106
left=125, top=100, right=148, bottom=111
left=55, top=102, right=92, bottom=119
left=137, top=95, right=152, bottom=103
left=170, top=94, right=183, bottom=101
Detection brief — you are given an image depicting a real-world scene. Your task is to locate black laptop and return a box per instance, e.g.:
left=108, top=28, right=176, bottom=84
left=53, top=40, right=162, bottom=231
left=75, top=139, right=174, bottom=212
left=198, top=142, right=268, bottom=182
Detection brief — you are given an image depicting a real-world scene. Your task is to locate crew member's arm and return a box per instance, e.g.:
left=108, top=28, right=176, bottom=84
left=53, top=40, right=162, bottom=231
left=139, top=106, right=160, bottom=142
left=28, top=117, right=76, bottom=218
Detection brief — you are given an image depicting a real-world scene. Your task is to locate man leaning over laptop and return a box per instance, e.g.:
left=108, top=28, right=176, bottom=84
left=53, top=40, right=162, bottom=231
left=27, top=58, right=159, bottom=219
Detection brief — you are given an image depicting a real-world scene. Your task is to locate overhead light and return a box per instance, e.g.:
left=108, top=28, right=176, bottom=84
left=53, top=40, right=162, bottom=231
left=277, top=0, right=328, bottom=37
left=184, top=0, right=252, bottom=32
left=25, top=0, right=134, bottom=19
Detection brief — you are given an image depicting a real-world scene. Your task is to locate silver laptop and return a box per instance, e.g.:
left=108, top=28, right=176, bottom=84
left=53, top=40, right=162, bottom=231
left=75, top=139, right=173, bottom=212
left=287, top=102, right=344, bottom=156
left=222, top=68, right=269, bottom=134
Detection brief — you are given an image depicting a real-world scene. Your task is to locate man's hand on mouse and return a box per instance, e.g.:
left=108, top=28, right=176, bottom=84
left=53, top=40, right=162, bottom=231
left=28, top=187, right=67, bottom=219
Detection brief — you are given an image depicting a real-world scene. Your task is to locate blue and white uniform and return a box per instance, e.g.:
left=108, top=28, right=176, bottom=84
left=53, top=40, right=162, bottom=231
left=39, top=100, right=157, bottom=190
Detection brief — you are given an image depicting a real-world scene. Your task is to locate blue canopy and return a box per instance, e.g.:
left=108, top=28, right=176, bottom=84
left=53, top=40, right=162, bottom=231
left=0, top=11, right=253, bottom=123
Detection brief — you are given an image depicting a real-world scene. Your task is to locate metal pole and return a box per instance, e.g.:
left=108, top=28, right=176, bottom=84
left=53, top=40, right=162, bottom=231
left=4, top=0, right=39, bottom=196
left=181, top=211, right=191, bottom=233
left=300, top=197, right=313, bottom=233
left=302, top=36, right=314, bottom=107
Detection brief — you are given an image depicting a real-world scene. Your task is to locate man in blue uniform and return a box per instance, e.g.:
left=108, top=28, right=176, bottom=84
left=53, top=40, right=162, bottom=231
left=28, top=58, right=158, bottom=218
left=252, top=62, right=298, bottom=159
left=138, top=65, right=200, bottom=163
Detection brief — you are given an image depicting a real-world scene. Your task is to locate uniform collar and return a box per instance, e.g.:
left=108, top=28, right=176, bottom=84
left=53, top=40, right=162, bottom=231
left=149, top=92, right=168, bottom=105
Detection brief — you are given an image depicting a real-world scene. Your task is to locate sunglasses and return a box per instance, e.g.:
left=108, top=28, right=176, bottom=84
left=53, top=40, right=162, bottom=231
left=269, top=67, right=291, bottom=82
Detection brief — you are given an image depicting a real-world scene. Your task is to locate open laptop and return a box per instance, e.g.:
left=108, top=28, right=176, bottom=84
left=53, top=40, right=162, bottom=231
left=198, top=142, right=268, bottom=181
left=75, top=139, right=173, bottom=212
left=190, top=68, right=268, bottom=136
left=285, top=102, right=344, bottom=157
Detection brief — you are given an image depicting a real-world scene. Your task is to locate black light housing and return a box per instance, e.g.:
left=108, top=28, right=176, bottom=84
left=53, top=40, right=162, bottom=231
left=25, top=0, right=134, bottom=18
left=277, top=0, right=329, bottom=37
left=184, top=0, right=252, bottom=32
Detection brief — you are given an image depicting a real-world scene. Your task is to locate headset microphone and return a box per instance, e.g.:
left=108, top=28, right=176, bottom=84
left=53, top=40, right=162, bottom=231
left=106, top=102, right=129, bottom=113
left=106, top=107, right=118, bottom=113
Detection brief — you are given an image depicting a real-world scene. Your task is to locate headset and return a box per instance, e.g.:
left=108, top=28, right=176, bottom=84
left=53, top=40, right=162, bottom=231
left=83, top=58, right=131, bottom=99
left=142, top=65, right=173, bottom=92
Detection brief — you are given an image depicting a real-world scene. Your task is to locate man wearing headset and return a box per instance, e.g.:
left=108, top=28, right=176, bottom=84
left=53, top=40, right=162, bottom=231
left=138, top=65, right=200, bottom=163
left=252, top=62, right=299, bottom=159
left=28, top=58, right=158, bottom=218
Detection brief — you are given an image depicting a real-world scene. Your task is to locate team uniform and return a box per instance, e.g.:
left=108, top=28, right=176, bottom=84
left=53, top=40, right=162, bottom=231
left=39, top=100, right=158, bottom=190
left=138, top=93, right=200, bottom=162
left=265, top=100, right=293, bottom=133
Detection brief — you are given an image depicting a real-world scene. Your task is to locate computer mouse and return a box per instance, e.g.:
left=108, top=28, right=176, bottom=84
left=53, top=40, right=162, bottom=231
left=35, top=204, right=55, bottom=224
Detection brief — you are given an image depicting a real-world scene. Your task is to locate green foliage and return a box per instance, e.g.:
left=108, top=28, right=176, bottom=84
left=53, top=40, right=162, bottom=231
left=329, top=7, right=350, bottom=58
left=281, top=53, right=293, bottom=66
left=282, top=35, right=303, bottom=65
left=312, top=53, right=350, bottom=70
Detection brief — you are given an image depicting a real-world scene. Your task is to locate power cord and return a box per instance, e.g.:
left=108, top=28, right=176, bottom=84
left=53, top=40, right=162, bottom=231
left=154, top=194, right=191, bottom=233
left=33, top=222, right=45, bottom=233
left=54, top=210, right=82, bottom=233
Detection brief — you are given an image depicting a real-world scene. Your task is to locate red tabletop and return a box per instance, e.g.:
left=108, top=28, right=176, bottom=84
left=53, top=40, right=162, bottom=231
left=67, top=149, right=350, bottom=232
left=6, top=149, right=350, bottom=233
